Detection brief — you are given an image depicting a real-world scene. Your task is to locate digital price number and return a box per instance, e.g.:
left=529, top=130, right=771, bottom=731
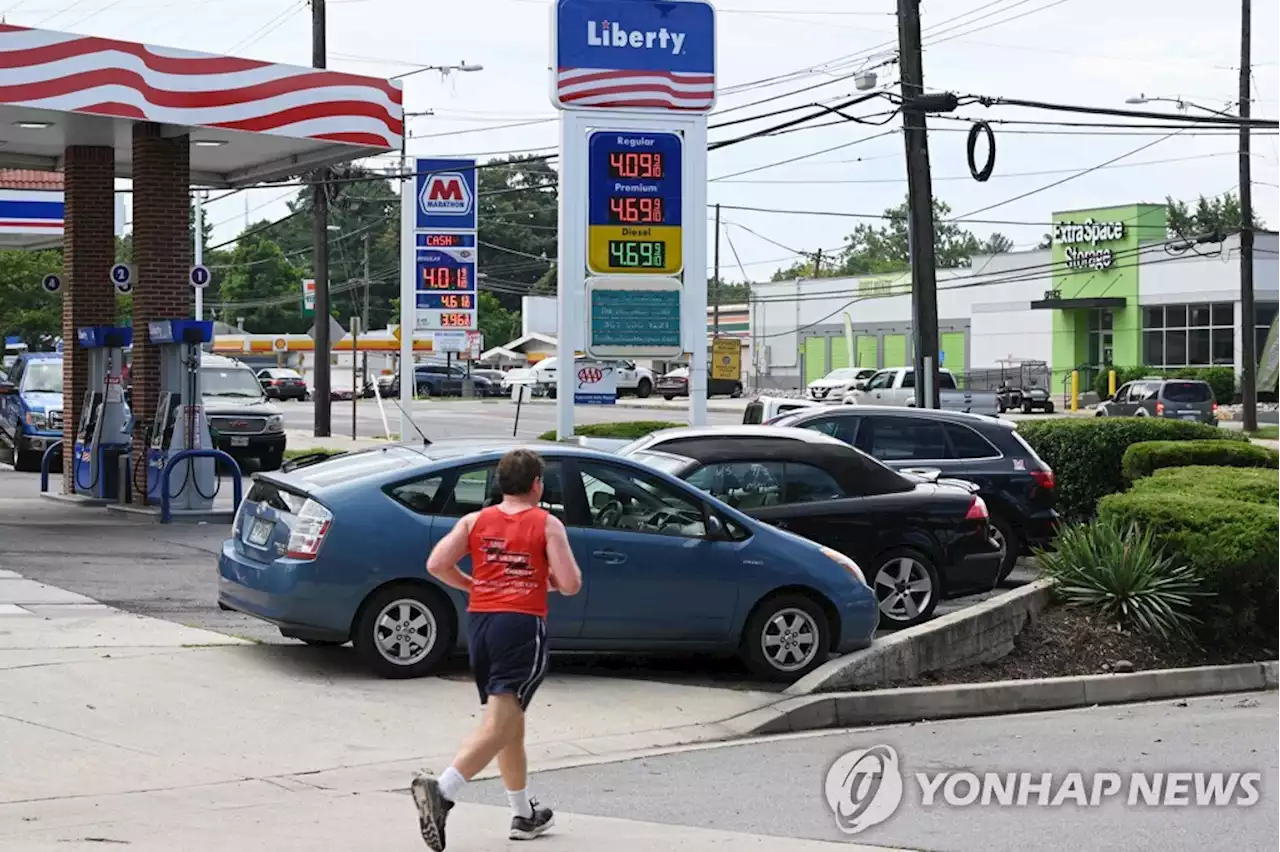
left=608, top=240, right=665, bottom=269
left=587, top=130, right=682, bottom=276
left=420, top=265, right=470, bottom=291
left=439, top=312, right=473, bottom=328
left=417, top=292, right=474, bottom=310
left=414, top=246, right=476, bottom=331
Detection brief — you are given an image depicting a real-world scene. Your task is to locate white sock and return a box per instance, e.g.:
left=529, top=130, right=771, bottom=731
left=438, top=766, right=467, bottom=802
left=507, top=788, right=533, bottom=819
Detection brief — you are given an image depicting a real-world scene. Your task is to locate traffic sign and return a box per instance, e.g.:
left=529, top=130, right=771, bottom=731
left=110, top=263, right=134, bottom=295
left=415, top=159, right=477, bottom=231
left=41, top=273, right=61, bottom=294
left=189, top=264, right=211, bottom=289
left=301, top=278, right=316, bottom=316
left=552, top=0, right=717, bottom=112
left=587, top=130, right=683, bottom=276
left=711, top=337, right=740, bottom=381
left=586, top=277, right=682, bottom=359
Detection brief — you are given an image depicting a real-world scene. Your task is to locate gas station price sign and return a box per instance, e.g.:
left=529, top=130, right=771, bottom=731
left=415, top=246, right=477, bottom=330
left=588, top=130, right=683, bottom=276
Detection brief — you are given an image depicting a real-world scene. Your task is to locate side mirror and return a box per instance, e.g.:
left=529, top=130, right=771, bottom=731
left=0, top=381, right=16, bottom=395
left=705, top=514, right=724, bottom=539
left=853, top=380, right=869, bottom=391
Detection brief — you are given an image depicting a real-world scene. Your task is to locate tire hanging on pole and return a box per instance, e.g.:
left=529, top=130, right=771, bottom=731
left=966, top=120, right=996, bottom=182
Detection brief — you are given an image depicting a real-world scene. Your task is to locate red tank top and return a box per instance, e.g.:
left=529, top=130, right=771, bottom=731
left=467, top=505, right=551, bottom=617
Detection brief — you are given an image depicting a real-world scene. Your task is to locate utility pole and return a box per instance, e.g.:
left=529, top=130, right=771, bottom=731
left=712, top=203, right=721, bottom=335
left=361, top=232, right=371, bottom=391
left=311, top=0, right=331, bottom=436
left=1238, top=0, right=1258, bottom=433
left=813, top=248, right=823, bottom=277
left=898, top=0, right=941, bottom=409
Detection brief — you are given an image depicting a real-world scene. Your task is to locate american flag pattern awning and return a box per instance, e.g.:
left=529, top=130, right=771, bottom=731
left=556, top=67, right=714, bottom=111
left=0, top=24, right=402, bottom=150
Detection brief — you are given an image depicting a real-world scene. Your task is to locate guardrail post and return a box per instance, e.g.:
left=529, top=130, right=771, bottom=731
left=159, top=449, right=243, bottom=523
left=1070, top=370, right=1080, bottom=413
left=1108, top=369, right=1116, bottom=398
left=39, top=440, right=63, bottom=493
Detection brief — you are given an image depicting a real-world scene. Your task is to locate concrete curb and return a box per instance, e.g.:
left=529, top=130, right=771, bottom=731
left=787, top=578, right=1054, bottom=695
left=721, top=661, right=1280, bottom=736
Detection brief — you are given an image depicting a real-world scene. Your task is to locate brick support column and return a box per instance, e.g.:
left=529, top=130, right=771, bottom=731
left=130, top=123, right=190, bottom=500
left=60, top=145, right=117, bottom=492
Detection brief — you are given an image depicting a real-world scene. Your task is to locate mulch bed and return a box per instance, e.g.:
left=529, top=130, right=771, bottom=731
left=868, top=606, right=1277, bottom=690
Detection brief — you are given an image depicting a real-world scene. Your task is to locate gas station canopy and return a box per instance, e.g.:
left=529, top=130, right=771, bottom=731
left=0, top=24, right=403, bottom=186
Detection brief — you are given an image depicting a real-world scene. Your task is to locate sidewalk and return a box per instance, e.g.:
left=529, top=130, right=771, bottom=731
left=0, top=573, right=794, bottom=850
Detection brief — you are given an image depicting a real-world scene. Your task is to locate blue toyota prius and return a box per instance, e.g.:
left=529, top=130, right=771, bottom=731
left=218, top=440, right=878, bottom=682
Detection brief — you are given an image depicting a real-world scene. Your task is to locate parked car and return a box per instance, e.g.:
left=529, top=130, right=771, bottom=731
left=742, top=395, right=823, bottom=424
left=0, top=351, right=70, bottom=471
left=217, top=440, right=878, bottom=682
left=656, top=366, right=744, bottom=400
left=764, top=405, right=1059, bottom=581
left=842, top=367, right=1000, bottom=416
left=807, top=367, right=877, bottom=402
left=994, top=360, right=1054, bottom=414
left=533, top=357, right=655, bottom=399
left=619, top=426, right=1002, bottom=628
left=201, top=354, right=287, bottom=472
left=1095, top=378, right=1218, bottom=424
left=256, top=368, right=308, bottom=401
left=387, top=363, right=495, bottom=397
left=500, top=367, right=539, bottom=396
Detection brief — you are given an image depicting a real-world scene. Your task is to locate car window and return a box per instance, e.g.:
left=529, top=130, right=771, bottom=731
left=1113, top=383, right=1130, bottom=402
left=783, top=463, right=845, bottom=503
left=202, top=367, right=263, bottom=398
left=1161, top=381, right=1213, bottom=403
left=440, top=465, right=496, bottom=516
left=867, top=370, right=894, bottom=390
left=577, top=461, right=706, bottom=538
left=796, top=415, right=855, bottom=444
left=21, top=360, right=62, bottom=393
left=938, top=372, right=957, bottom=389
left=7, top=358, right=25, bottom=385
left=943, top=423, right=999, bottom=459
left=684, top=461, right=784, bottom=510
left=388, top=475, right=445, bottom=514
left=864, top=417, right=949, bottom=461
left=1131, top=382, right=1159, bottom=402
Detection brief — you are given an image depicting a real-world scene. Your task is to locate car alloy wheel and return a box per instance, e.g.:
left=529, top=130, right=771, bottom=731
left=873, top=549, right=938, bottom=628
left=760, top=607, right=821, bottom=673
left=373, top=598, right=437, bottom=666
left=988, top=514, right=1021, bottom=583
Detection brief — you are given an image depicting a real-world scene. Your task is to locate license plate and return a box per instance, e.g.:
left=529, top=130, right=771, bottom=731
left=246, top=517, right=274, bottom=546
left=1179, top=412, right=1199, bottom=419
left=231, top=436, right=250, bottom=446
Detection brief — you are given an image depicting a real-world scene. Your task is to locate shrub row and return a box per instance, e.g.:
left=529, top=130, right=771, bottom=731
left=1098, top=467, right=1279, bottom=646
left=1092, top=365, right=1236, bottom=404
left=536, top=421, right=684, bottom=442
left=1015, top=418, right=1244, bottom=521
left=1121, top=439, right=1279, bottom=481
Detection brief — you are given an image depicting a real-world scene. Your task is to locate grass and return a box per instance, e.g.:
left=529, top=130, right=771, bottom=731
left=1248, top=426, right=1279, bottom=440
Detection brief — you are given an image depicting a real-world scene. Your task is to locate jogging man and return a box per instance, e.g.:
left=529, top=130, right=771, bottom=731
left=414, top=448, right=583, bottom=850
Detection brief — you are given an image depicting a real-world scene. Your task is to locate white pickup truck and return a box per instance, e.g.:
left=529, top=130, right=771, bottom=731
left=532, top=357, right=656, bottom=399
left=843, top=367, right=999, bottom=415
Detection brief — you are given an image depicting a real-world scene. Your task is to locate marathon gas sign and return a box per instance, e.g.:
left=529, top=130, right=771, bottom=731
left=415, top=158, right=477, bottom=231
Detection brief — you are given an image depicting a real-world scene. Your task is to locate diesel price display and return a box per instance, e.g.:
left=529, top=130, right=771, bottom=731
left=587, top=130, right=683, bottom=276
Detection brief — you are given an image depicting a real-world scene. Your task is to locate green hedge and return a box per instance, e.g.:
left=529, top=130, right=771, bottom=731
left=1121, top=439, right=1279, bottom=481
left=1098, top=467, right=1278, bottom=646
left=1092, top=365, right=1236, bottom=404
left=1016, top=418, right=1244, bottom=521
left=536, top=420, right=684, bottom=442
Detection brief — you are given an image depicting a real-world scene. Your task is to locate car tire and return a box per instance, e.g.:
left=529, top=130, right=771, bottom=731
left=635, top=378, right=653, bottom=399
left=989, top=514, right=1021, bottom=583
left=740, top=592, right=830, bottom=682
left=259, top=452, right=284, bottom=473
left=732, top=383, right=744, bottom=398
left=871, top=547, right=939, bottom=629
left=14, top=448, right=41, bottom=472
left=663, top=394, right=675, bottom=401
left=353, top=583, right=455, bottom=679
left=1044, top=401, right=1054, bottom=414
left=1022, top=400, right=1033, bottom=414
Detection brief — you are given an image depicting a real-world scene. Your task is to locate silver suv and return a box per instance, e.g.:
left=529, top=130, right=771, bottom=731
left=1096, top=378, right=1218, bottom=425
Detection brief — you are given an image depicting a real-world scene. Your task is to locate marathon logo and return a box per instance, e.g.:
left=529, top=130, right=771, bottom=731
left=1053, top=219, right=1125, bottom=246
left=587, top=20, right=686, bottom=54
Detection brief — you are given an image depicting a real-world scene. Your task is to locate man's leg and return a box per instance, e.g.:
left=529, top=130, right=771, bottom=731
left=497, top=712, right=530, bottom=816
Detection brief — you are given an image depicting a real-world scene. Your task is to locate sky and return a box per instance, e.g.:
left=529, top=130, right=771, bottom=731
left=4, top=0, right=1276, bottom=282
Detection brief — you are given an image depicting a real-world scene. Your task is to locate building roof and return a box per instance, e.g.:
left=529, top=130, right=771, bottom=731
left=0, top=169, right=62, bottom=191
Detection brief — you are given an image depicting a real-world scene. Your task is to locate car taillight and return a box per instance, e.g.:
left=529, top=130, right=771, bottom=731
left=1030, top=469, right=1055, bottom=490
left=1155, top=401, right=1164, bottom=415
left=286, top=499, right=333, bottom=560
left=1212, top=402, right=1218, bottom=414
left=965, top=496, right=989, bottom=520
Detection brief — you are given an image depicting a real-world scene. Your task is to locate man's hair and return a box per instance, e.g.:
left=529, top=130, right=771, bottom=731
left=496, top=448, right=544, bottom=496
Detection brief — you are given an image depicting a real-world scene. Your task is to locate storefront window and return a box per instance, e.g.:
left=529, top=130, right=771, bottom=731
left=1257, top=302, right=1279, bottom=362
left=1143, top=303, right=1234, bottom=368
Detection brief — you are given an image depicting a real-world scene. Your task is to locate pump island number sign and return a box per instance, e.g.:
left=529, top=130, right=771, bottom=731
left=587, top=130, right=683, bottom=276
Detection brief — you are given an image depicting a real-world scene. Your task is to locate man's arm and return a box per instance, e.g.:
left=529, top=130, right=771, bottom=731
left=426, top=513, right=477, bottom=593
left=545, top=514, right=583, bottom=596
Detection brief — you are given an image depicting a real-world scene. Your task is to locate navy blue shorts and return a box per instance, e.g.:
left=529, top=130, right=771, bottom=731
left=466, top=612, right=549, bottom=711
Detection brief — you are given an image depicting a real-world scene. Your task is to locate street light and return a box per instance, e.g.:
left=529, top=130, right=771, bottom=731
left=1125, top=93, right=1236, bottom=117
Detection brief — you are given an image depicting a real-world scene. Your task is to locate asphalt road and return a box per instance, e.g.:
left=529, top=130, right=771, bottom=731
left=472, top=692, right=1280, bottom=852
left=278, top=397, right=744, bottom=441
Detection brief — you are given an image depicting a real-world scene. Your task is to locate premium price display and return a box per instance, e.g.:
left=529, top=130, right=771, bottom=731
left=416, top=292, right=474, bottom=310
left=587, top=130, right=683, bottom=276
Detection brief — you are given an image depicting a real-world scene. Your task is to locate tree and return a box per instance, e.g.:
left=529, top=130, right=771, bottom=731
left=1166, top=192, right=1265, bottom=239
left=476, top=290, right=520, bottom=348
left=0, top=249, right=63, bottom=349
left=981, top=232, right=1014, bottom=255
left=215, top=224, right=307, bottom=332
left=478, top=155, right=558, bottom=302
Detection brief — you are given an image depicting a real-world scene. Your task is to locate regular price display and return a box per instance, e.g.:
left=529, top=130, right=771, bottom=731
left=420, top=265, right=470, bottom=291
left=608, top=151, right=664, bottom=179
left=608, top=240, right=665, bottom=269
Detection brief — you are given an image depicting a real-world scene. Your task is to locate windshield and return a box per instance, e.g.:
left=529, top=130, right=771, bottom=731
left=664, top=368, right=689, bottom=378
left=202, top=367, right=265, bottom=398
left=21, top=361, right=62, bottom=393
left=823, top=368, right=857, bottom=381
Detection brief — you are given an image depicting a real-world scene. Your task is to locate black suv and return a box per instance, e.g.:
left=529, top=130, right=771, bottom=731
left=769, top=405, right=1059, bottom=579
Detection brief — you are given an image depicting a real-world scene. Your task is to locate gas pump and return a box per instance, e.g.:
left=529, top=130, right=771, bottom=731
left=72, top=326, right=133, bottom=499
left=144, top=320, right=216, bottom=510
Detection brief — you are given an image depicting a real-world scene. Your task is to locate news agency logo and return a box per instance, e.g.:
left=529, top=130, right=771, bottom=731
left=824, top=745, right=1262, bottom=836
left=586, top=20, right=686, bottom=54
left=419, top=173, right=472, bottom=217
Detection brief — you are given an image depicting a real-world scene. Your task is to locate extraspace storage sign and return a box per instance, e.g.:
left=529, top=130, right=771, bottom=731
left=415, top=158, right=477, bottom=231
left=552, top=0, right=717, bottom=112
